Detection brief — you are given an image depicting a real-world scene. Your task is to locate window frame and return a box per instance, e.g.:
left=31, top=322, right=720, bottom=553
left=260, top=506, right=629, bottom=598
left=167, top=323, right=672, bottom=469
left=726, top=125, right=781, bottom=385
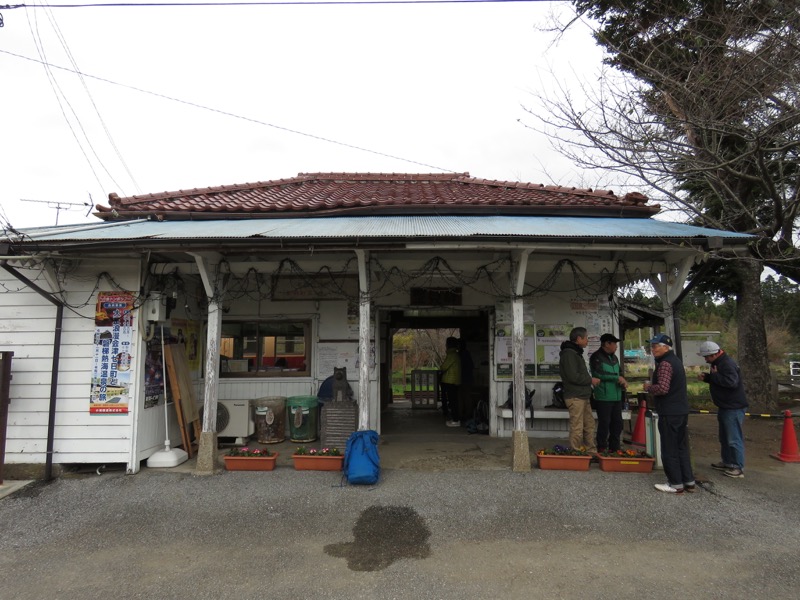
left=219, top=319, right=311, bottom=378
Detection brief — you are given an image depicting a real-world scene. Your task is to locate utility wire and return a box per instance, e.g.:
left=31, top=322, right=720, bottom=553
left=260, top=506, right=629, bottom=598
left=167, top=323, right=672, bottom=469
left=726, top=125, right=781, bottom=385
left=24, top=8, right=111, bottom=194
left=1, top=48, right=457, bottom=173
left=4, top=1, right=551, bottom=9
left=38, top=1, right=141, bottom=194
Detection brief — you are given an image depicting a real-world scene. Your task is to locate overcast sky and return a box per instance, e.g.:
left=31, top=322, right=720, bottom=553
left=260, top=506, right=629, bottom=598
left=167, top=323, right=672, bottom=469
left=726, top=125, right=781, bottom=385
left=0, top=0, right=605, bottom=229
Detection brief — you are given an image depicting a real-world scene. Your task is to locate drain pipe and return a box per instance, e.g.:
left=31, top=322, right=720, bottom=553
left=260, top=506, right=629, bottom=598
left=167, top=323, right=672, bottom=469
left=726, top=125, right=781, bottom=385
left=1, top=263, right=65, bottom=481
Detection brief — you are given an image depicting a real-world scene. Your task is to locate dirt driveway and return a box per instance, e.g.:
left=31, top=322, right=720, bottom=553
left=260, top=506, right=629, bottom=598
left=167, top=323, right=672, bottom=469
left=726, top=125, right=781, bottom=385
left=687, top=408, right=798, bottom=479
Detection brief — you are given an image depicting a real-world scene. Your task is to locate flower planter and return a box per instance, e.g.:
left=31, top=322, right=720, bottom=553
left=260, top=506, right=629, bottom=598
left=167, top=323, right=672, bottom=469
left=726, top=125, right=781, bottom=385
left=536, top=454, right=592, bottom=471
left=224, top=453, right=279, bottom=471
left=596, top=455, right=655, bottom=473
left=292, top=454, right=344, bottom=471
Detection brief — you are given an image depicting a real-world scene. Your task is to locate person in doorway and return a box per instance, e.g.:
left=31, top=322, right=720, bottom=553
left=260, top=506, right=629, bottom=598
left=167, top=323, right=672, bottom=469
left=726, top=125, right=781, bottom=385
left=697, top=341, right=747, bottom=478
left=590, top=333, right=628, bottom=453
left=644, top=334, right=696, bottom=494
left=439, top=336, right=462, bottom=427
left=458, top=338, right=475, bottom=426
left=559, top=327, right=600, bottom=452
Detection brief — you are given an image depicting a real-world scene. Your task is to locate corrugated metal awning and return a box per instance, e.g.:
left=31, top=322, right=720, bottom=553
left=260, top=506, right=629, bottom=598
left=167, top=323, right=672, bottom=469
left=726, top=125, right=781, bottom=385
left=15, top=215, right=753, bottom=243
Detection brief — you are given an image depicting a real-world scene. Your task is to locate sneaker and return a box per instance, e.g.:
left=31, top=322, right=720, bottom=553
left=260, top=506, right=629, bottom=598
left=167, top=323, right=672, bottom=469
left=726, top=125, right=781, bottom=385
left=723, top=468, right=744, bottom=478
left=710, top=462, right=728, bottom=470
left=446, top=420, right=461, bottom=428
left=654, top=483, right=684, bottom=494
left=684, top=484, right=696, bottom=493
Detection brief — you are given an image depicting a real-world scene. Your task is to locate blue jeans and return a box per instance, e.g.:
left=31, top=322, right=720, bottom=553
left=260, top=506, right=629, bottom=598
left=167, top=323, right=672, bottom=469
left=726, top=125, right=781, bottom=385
left=718, top=408, right=745, bottom=470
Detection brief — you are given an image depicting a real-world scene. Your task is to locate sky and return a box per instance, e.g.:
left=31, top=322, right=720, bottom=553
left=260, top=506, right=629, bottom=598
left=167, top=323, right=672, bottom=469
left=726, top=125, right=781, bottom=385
left=0, top=0, right=606, bottom=229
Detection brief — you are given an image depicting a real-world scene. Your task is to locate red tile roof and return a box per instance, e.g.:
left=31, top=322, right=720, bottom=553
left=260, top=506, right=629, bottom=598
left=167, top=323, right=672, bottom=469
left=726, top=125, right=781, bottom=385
left=96, top=172, right=658, bottom=220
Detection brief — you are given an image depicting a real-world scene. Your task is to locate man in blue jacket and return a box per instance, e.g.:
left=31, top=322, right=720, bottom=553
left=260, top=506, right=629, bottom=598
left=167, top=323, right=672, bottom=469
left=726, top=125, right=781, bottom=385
left=697, top=341, right=748, bottom=479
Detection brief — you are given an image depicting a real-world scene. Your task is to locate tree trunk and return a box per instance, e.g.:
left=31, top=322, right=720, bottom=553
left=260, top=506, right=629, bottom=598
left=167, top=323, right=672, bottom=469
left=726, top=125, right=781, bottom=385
left=736, top=260, right=773, bottom=412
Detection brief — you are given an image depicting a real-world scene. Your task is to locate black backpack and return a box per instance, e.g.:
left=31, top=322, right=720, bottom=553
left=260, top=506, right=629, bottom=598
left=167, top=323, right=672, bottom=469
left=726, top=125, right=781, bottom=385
left=502, top=384, right=535, bottom=410
left=548, top=382, right=566, bottom=409
left=466, top=399, right=490, bottom=435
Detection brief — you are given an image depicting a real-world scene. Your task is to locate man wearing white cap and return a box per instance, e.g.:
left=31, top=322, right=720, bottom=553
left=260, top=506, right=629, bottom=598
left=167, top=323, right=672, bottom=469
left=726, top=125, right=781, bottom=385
left=697, top=341, right=748, bottom=478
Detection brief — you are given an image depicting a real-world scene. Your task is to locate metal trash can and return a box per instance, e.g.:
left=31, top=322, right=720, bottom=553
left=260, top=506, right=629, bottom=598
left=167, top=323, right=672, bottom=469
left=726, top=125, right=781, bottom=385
left=251, top=396, right=286, bottom=444
left=287, top=395, right=318, bottom=442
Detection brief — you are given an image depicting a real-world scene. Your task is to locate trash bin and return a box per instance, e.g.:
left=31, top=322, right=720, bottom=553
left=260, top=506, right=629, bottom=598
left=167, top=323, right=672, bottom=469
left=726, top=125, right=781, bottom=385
left=287, top=395, right=318, bottom=442
left=645, top=409, right=662, bottom=468
left=252, top=396, right=286, bottom=444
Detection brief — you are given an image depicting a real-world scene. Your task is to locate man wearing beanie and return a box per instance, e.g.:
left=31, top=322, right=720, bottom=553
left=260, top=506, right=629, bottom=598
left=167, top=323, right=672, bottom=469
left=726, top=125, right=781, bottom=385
left=697, top=341, right=747, bottom=478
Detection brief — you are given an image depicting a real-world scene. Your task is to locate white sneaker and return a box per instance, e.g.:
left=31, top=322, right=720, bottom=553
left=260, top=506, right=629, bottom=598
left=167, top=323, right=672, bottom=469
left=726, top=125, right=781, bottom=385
left=446, top=420, right=461, bottom=427
left=654, top=483, right=684, bottom=494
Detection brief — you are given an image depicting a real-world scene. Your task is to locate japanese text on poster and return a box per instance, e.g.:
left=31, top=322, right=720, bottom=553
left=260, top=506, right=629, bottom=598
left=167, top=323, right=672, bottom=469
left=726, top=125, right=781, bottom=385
left=90, top=292, right=135, bottom=414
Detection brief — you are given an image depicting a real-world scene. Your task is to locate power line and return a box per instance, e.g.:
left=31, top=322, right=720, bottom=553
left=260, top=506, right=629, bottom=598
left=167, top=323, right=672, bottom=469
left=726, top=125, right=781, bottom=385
left=4, top=1, right=550, bottom=9
left=1, top=48, right=457, bottom=172
left=37, top=2, right=141, bottom=194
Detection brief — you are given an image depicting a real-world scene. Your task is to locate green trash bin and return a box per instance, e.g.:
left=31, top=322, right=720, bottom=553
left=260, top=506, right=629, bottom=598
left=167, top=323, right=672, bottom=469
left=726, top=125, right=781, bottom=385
left=287, top=395, right=318, bottom=442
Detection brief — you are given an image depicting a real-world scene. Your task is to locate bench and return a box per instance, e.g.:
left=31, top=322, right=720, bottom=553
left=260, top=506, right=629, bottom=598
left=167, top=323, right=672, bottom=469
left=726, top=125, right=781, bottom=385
left=495, top=406, right=632, bottom=438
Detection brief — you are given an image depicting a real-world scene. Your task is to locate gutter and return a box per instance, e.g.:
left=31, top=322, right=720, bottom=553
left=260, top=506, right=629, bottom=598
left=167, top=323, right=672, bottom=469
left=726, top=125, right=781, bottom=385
left=0, top=263, right=65, bottom=481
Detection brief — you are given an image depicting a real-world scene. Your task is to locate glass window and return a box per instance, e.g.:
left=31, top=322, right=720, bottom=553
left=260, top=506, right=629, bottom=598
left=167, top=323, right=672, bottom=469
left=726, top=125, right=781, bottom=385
left=220, top=320, right=310, bottom=377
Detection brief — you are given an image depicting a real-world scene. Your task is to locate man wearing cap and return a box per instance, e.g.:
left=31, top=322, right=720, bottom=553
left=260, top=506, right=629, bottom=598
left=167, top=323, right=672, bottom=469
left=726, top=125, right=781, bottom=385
left=644, top=333, right=696, bottom=494
left=697, top=341, right=747, bottom=478
left=590, top=333, right=628, bottom=452
left=559, top=327, right=601, bottom=452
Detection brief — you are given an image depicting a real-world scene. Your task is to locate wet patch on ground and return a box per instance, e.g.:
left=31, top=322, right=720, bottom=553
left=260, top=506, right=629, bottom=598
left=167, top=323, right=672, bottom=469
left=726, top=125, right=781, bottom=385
left=324, top=505, right=431, bottom=571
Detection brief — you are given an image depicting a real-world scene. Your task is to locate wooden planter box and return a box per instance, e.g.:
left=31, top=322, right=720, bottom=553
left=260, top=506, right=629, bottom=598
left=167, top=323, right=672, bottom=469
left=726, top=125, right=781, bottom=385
left=224, top=453, right=278, bottom=471
left=292, top=454, right=344, bottom=471
left=596, top=455, right=655, bottom=473
left=536, top=454, right=592, bottom=471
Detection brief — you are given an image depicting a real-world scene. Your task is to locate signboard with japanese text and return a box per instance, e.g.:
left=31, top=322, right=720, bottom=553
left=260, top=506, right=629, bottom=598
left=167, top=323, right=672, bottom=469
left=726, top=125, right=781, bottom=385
left=90, top=292, right=135, bottom=414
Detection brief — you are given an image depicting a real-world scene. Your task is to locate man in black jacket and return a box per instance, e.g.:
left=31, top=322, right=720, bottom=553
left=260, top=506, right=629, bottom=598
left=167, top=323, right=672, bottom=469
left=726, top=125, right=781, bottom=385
left=697, top=341, right=748, bottom=479
left=644, top=334, right=696, bottom=494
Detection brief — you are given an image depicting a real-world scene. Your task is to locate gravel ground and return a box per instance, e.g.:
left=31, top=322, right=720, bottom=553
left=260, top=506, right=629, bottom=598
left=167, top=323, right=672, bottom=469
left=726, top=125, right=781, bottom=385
left=2, top=451, right=799, bottom=600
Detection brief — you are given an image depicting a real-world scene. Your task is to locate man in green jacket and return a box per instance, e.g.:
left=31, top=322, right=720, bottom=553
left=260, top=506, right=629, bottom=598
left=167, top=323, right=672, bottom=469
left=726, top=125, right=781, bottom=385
left=559, top=327, right=601, bottom=452
left=590, top=333, right=628, bottom=452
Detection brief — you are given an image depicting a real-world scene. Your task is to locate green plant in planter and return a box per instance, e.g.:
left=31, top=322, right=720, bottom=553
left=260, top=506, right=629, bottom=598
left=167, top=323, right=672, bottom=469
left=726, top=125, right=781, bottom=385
left=536, top=445, right=589, bottom=456
left=294, top=446, right=341, bottom=456
left=597, top=449, right=651, bottom=458
left=227, top=446, right=273, bottom=457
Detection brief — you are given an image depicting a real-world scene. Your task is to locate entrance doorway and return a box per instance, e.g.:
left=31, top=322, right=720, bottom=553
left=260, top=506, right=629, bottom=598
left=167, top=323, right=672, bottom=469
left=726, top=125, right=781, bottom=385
left=381, top=310, right=489, bottom=436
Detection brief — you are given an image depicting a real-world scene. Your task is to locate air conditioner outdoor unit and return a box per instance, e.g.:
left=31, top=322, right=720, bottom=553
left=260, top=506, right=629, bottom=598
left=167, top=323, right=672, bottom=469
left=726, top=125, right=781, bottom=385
left=217, top=399, right=254, bottom=445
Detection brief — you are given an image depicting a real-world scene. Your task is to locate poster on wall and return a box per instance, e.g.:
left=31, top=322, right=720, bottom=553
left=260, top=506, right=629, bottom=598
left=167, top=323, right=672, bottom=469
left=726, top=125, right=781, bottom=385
left=90, top=291, right=135, bottom=414
left=495, top=300, right=536, bottom=324
left=171, top=318, right=202, bottom=371
left=143, top=336, right=165, bottom=409
left=535, top=324, right=572, bottom=376
left=316, top=342, right=376, bottom=379
left=494, top=324, right=536, bottom=379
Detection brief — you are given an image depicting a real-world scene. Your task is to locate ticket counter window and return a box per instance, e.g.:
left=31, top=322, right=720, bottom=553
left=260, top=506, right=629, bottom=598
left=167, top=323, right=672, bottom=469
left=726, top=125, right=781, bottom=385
left=220, top=321, right=309, bottom=377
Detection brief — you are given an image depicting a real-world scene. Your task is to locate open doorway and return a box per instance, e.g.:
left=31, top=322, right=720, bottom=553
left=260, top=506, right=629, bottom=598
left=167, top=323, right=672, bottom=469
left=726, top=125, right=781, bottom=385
left=381, top=311, right=489, bottom=436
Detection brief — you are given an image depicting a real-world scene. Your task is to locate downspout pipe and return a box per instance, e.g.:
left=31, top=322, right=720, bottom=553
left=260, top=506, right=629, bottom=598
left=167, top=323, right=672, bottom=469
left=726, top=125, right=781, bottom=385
left=1, top=263, right=65, bottom=481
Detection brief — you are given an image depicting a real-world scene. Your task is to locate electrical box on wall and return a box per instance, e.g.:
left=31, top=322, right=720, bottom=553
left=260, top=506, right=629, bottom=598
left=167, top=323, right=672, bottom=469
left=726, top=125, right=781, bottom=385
left=144, top=292, right=165, bottom=322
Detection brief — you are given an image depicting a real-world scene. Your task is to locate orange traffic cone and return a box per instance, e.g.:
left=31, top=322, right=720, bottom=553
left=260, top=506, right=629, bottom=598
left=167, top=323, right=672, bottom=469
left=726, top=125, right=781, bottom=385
left=630, top=399, right=647, bottom=447
left=770, top=410, right=800, bottom=463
